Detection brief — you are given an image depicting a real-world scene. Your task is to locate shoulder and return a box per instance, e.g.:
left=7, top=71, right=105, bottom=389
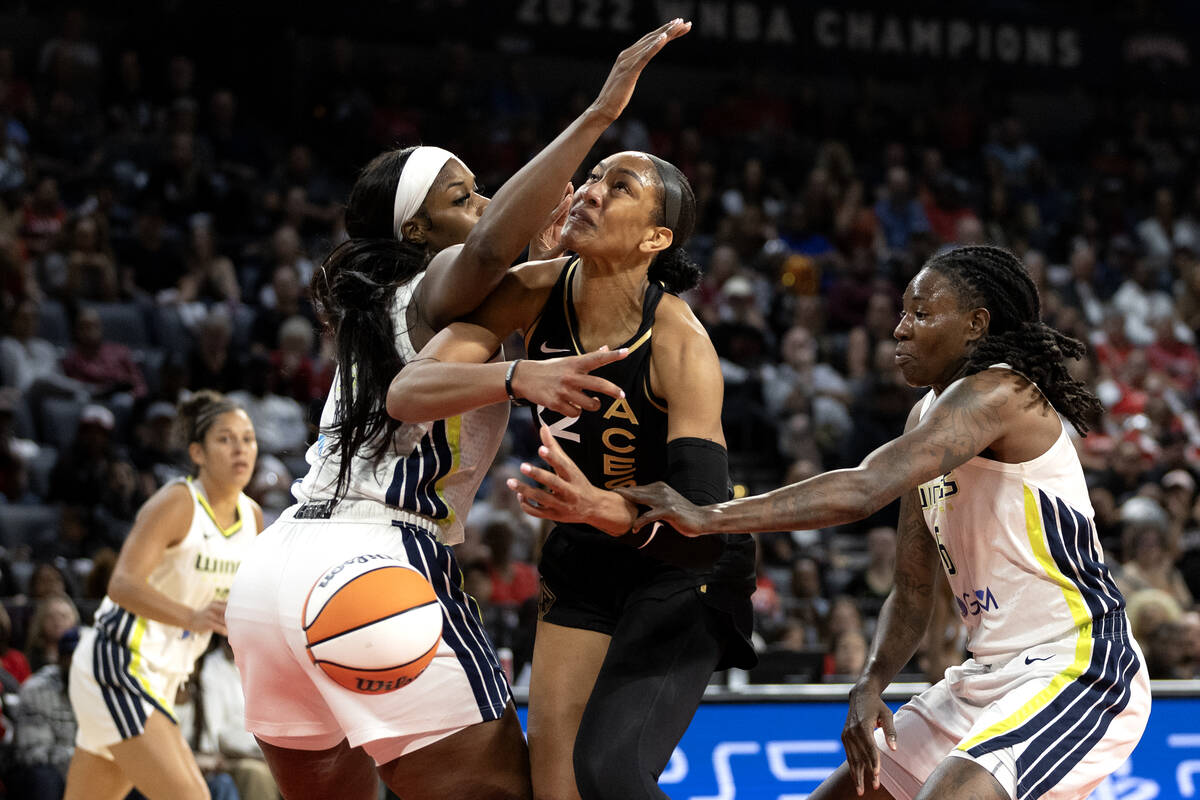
left=929, top=368, right=1036, bottom=424
left=246, top=496, right=265, bottom=533
left=135, top=481, right=196, bottom=526
left=509, top=256, right=570, bottom=292
left=651, top=293, right=711, bottom=352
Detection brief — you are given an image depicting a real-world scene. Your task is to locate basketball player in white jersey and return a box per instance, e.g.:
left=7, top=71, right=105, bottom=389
left=64, top=391, right=262, bottom=800
left=223, top=21, right=689, bottom=800
left=608, top=245, right=1151, bottom=800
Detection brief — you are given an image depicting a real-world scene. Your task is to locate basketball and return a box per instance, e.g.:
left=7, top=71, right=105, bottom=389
left=302, top=554, right=443, bottom=694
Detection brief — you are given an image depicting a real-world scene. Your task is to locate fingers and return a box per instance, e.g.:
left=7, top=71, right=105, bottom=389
left=537, top=427, right=577, bottom=475
left=880, top=709, right=898, bottom=752
left=212, top=620, right=229, bottom=637
left=519, top=460, right=571, bottom=496
left=576, top=345, right=629, bottom=370
left=507, top=476, right=559, bottom=513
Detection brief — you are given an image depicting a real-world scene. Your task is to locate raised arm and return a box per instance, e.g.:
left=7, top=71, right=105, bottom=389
left=619, top=368, right=1016, bottom=535
left=416, top=19, right=691, bottom=329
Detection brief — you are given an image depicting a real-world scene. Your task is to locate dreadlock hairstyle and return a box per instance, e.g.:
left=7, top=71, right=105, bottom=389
left=924, top=245, right=1103, bottom=434
left=644, top=154, right=701, bottom=293
left=310, top=147, right=438, bottom=501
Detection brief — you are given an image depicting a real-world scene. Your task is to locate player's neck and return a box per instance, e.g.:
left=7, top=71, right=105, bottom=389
left=573, top=259, right=649, bottom=349
left=195, top=474, right=240, bottom=517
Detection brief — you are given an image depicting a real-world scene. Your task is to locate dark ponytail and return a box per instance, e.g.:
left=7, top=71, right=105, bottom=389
left=645, top=155, right=701, bottom=293
left=177, top=390, right=242, bottom=475
left=311, top=147, right=435, bottom=501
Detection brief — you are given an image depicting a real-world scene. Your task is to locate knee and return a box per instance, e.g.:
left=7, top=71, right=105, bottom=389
left=573, top=744, right=655, bottom=800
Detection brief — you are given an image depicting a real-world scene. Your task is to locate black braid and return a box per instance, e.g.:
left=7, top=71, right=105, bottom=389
left=925, top=245, right=1103, bottom=434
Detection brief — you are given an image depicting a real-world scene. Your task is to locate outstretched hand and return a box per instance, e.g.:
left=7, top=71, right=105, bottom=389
left=614, top=482, right=708, bottom=537
left=591, top=19, right=691, bottom=123
left=509, top=346, right=628, bottom=417
left=529, top=182, right=573, bottom=261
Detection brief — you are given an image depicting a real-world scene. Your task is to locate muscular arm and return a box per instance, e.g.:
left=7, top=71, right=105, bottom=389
left=388, top=261, right=627, bottom=422
left=859, top=480, right=941, bottom=691
left=621, top=369, right=1016, bottom=535
left=415, top=20, right=689, bottom=329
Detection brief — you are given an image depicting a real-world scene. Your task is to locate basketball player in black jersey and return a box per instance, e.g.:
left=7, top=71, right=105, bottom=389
left=389, top=146, right=756, bottom=800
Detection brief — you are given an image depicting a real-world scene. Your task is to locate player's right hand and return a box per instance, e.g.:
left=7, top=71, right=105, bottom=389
left=591, top=19, right=691, bottom=123
left=842, top=681, right=896, bottom=796
left=510, top=346, right=628, bottom=417
left=189, top=600, right=228, bottom=636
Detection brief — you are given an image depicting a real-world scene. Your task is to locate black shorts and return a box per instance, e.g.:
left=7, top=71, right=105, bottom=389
left=537, top=525, right=756, bottom=670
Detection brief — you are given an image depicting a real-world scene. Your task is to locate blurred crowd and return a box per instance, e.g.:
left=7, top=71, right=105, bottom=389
left=1, top=6, right=1200, bottom=795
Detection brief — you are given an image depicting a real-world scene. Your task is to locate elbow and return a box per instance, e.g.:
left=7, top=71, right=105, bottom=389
left=386, top=365, right=432, bottom=423
left=106, top=571, right=133, bottom=608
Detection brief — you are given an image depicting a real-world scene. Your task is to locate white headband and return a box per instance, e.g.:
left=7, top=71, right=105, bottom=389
left=392, top=146, right=461, bottom=240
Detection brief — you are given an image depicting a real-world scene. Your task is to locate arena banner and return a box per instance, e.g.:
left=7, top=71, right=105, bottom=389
left=516, top=692, right=1193, bottom=797
left=388, top=0, right=1194, bottom=87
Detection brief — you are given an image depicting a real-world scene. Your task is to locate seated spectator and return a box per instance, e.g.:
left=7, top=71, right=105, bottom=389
left=1126, top=587, right=1183, bottom=654
left=61, top=306, right=147, bottom=400
left=1111, top=258, right=1175, bottom=347
left=9, top=626, right=79, bottom=800
left=268, top=315, right=321, bottom=405
left=1116, top=517, right=1193, bottom=610
left=824, top=629, right=869, bottom=682
left=1145, top=620, right=1193, bottom=679
left=874, top=166, right=931, bottom=253
left=59, top=215, right=118, bottom=301
left=49, top=403, right=144, bottom=521
left=24, top=593, right=78, bottom=673
left=0, top=297, right=83, bottom=398
left=18, top=176, right=66, bottom=261
left=249, top=263, right=315, bottom=355
left=229, top=353, right=307, bottom=457
left=842, top=526, right=896, bottom=619
left=196, top=638, right=281, bottom=800
left=0, top=603, right=30, bottom=685
left=114, top=202, right=187, bottom=300
left=481, top=519, right=538, bottom=609
left=129, top=400, right=187, bottom=491
left=781, top=557, right=830, bottom=648
left=177, top=216, right=240, bottom=305
left=762, top=326, right=851, bottom=447
left=188, top=306, right=242, bottom=392
left=0, top=387, right=40, bottom=502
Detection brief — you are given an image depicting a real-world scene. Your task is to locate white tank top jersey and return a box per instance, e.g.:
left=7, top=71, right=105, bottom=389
left=294, top=273, right=509, bottom=546
left=92, top=477, right=260, bottom=680
left=916, top=366, right=1127, bottom=662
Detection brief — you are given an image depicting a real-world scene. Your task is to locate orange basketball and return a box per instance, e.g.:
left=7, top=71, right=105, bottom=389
left=302, top=555, right=443, bottom=694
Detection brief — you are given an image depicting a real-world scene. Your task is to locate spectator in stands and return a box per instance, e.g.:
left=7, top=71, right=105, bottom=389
left=0, top=297, right=83, bottom=397
left=10, top=626, right=79, bottom=800
left=1116, top=514, right=1193, bottom=610
left=249, top=263, right=315, bottom=354
left=268, top=315, right=321, bottom=405
left=0, top=603, right=31, bottom=684
left=195, top=638, right=281, bottom=800
left=61, top=306, right=147, bottom=400
left=1111, top=257, right=1176, bottom=347
left=187, top=306, right=241, bottom=392
left=842, top=526, right=896, bottom=619
left=874, top=166, right=931, bottom=253
left=24, top=592, right=78, bottom=672
left=177, top=216, right=239, bottom=306
left=228, top=353, right=307, bottom=457
left=1137, top=186, right=1197, bottom=262
left=481, top=518, right=538, bottom=610
left=115, top=203, right=187, bottom=299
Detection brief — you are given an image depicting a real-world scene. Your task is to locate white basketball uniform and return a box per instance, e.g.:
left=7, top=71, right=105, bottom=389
left=71, top=478, right=259, bottom=759
left=226, top=274, right=512, bottom=764
left=876, top=367, right=1151, bottom=800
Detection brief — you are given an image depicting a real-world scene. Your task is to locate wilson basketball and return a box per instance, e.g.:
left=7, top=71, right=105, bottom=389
left=302, top=554, right=442, bottom=694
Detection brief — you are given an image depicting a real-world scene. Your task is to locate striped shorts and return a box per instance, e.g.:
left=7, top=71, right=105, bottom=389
left=225, top=502, right=510, bottom=765
left=69, top=624, right=182, bottom=759
left=875, top=616, right=1151, bottom=800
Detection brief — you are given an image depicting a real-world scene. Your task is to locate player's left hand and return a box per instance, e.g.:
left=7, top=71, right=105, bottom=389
left=615, top=482, right=708, bottom=537
left=507, top=425, right=635, bottom=534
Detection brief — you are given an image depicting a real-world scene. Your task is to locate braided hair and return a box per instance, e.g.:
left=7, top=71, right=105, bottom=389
left=924, top=245, right=1103, bottom=434
left=311, top=147, right=436, bottom=501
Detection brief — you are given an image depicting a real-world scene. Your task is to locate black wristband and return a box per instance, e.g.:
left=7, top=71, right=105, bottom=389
left=505, top=359, right=531, bottom=407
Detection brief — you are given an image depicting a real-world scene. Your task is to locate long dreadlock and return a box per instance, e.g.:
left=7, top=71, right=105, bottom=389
left=925, top=245, right=1103, bottom=434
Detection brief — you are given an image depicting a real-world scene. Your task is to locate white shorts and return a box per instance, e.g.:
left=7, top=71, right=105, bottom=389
left=225, top=501, right=511, bottom=765
left=875, top=621, right=1151, bottom=800
left=69, top=625, right=184, bottom=760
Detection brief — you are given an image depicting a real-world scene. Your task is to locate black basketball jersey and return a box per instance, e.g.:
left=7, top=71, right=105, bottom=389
left=526, top=256, right=669, bottom=492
